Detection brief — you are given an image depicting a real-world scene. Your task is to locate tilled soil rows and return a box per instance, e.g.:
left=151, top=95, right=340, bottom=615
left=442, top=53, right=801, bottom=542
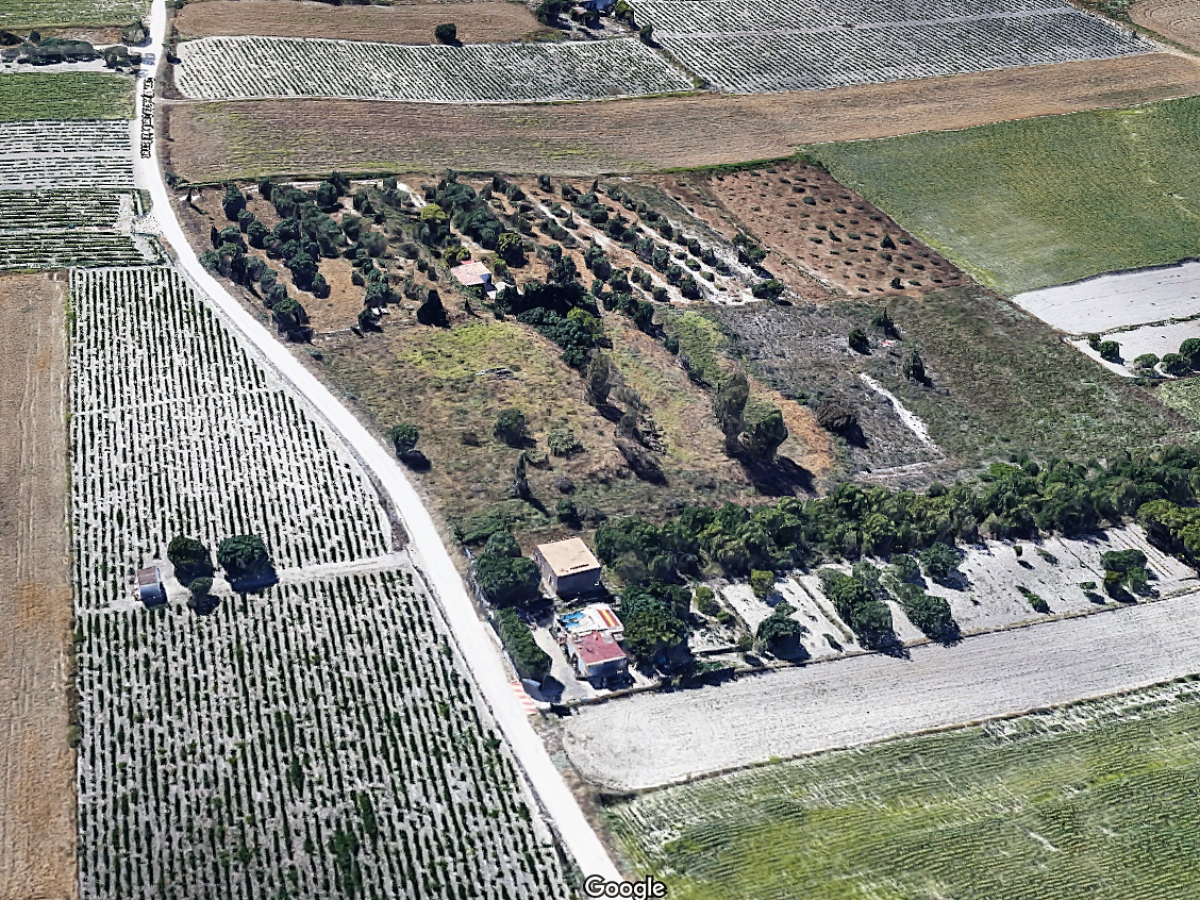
left=162, top=53, right=1200, bottom=180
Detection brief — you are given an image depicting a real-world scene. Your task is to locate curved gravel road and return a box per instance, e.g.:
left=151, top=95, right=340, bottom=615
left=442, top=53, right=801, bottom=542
left=133, top=0, right=619, bottom=880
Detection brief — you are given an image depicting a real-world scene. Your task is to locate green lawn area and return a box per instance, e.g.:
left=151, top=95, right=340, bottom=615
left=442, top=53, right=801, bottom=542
left=807, top=97, right=1200, bottom=295
left=0, top=0, right=146, bottom=28
left=0, top=73, right=132, bottom=121
left=605, top=679, right=1200, bottom=900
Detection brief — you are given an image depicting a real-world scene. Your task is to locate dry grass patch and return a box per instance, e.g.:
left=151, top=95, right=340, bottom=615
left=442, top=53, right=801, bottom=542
left=163, top=54, right=1200, bottom=180
left=174, top=0, right=557, bottom=44
left=0, top=272, right=75, bottom=900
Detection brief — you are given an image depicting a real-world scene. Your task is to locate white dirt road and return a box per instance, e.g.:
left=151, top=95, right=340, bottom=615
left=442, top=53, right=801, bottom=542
left=135, top=0, right=618, bottom=879
left=562, top=588, right=1200, bottom=791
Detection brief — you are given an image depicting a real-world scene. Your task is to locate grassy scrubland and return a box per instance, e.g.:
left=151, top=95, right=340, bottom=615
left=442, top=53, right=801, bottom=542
left=809, top=97, right=1200, bottom=294
left=879, top=288, right=1189, bottom=462
left=0, top=73, right=132, bottom=120
left=606, top=679, right=1200, bottom=900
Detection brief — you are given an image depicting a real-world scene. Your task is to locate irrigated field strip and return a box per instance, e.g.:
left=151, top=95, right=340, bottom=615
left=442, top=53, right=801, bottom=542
left=634, top=0, right=1151, bottom=92
left=605, top=679, right=1200, bottom=900
left=563, top=587, right=1200, bottom=791
left=69, top=267, right=392, bottom=610
left=75, top=570, right=570, bottom=900
left=0, top=0, right=146, bottom=28
left=0, top=121, right=133, bottom=188
left=0, top=73, right=132, bottom=122
left=163, top=53, right=1200, bottom=179
left=0, top=273, right=75, bottom=900
left=174, top=36, right=693, bottom=102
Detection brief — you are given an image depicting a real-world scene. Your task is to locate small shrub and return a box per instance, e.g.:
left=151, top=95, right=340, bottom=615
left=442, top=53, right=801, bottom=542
left=546, top=428, right=582, bottom=456
left=848, top=328, right=869, bottom=354
left=493, top=408, right=528, bottom=446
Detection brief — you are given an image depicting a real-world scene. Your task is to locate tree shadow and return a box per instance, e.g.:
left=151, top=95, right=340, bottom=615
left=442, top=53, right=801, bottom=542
left=400, top=450, right=431, bottom=472
left=738, top=454, right=815, bottom=496
left=227, top=566, right=279, bottom=594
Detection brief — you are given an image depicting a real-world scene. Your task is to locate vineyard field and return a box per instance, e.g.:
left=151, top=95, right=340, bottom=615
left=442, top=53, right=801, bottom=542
left=174, top=36, right=693, bottom=102
left=605, top=679, right=1200, bottom=900
left=0, top=73, right=133, bottom=121
left=0, top=121, right=133, bottom=188
left=0, top=190, right=159, bottom=269
left=75, top=570, right=570, bottom=900
left=69, top=267, right=392, bottom=610
left=633, top=0, right=1152, bottom=93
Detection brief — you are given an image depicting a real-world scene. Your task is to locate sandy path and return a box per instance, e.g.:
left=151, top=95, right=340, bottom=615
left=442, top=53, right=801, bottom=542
left=138, top=0, right=619, bottom=879
left=563, top=588, right=1200, bottom=791
left=0, top=272, right=76, bottom=899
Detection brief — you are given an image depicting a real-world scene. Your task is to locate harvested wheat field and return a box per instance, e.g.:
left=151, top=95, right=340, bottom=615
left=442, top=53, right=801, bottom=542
left=0, top=272, right=75, bottom=900
left=174, top=0, right=556, bottom=44
left=163, top=53, right=1200, bottom=180
left=1133, top=0, right=1200, bottom=51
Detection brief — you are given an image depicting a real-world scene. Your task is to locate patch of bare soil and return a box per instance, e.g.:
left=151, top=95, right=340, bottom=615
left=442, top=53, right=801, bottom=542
left=0, top=272, right=75, bottom=900
left=562, top=585, right=1200, bottom=791
left=173, top=0, right=556, bottom=44
left=1132, top=0, right=1200, bottom=51
left=163, top=53, right=1200, bottom=180
left=660, top=162, right=968, bottom=299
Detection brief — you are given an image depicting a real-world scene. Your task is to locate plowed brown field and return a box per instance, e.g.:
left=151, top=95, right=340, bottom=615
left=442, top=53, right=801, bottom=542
left=1132, top=0, right=1200, bottom=51
left=0, top=272, right=74, bottom=900
left=163, top=53, right=1200, bottom=180
left=174, top=0, right=556, bottom=44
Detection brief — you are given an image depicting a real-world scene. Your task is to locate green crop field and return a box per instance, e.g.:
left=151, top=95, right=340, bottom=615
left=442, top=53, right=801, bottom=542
left=0, top=73, right=132, bottom=121
left=605, top=678, right=1200, bottom=900
left=807, top=96, right=1200, bottom=295
left=0, top=0, right=146, bottom=29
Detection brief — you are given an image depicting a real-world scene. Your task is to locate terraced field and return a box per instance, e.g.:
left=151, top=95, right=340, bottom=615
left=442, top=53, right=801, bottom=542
left=634, top=0, right=1152, bottom=93
left=605, top=679, right=1200, bottom=900
left=174, top=36, right=693, bottom=102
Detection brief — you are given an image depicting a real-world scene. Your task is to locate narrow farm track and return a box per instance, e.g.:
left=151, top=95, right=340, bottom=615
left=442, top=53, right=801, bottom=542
left=137, top=0, right=619, bottom=880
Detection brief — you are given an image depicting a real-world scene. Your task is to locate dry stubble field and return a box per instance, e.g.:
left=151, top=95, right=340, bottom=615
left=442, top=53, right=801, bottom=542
left=174, top=0, right=556, bottom=44
left=1133, top=0, right=1200, bottom=51
left=163, top=53, right=1200, bottom=180
left=0, top=273, right=75, bottom=900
